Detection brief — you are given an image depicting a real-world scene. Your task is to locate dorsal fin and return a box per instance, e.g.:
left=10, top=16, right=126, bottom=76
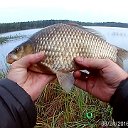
left=66, top=22, right=84, bottom=28
left=66, top=23, right=106, bottom=41
left=83, top=27, right=106, bottom=41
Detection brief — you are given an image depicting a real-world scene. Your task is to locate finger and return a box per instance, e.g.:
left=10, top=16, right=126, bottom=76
left=73, top=71, right=89, bottom=80
left=13, top=52, right=46, bottom=68
left=34, top=75, right=56, bottom=95
left=75, top=79, right=87, bottom=91
left=74, top=57, right=112, bottom=70
left=73, top=71, right=81, bottom=78
left=75, top=77, right=96, bottom=94
left=41, top=74, right=56, bottom=85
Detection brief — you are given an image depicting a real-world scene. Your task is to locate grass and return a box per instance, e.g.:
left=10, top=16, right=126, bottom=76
left=0, top=62, right=9, bottom=79
left=0, top=71, right=7, bottom=79
left=35, top=81, right=114, bottom=128
left=0, top=35, right=27, bottom=44
left=0, top=37, right=8, bottom=44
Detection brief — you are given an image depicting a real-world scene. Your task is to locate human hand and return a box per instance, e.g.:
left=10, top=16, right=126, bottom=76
left=7, top=52, right=55, bottom=101
left=74, top=57, right=128, bottom=102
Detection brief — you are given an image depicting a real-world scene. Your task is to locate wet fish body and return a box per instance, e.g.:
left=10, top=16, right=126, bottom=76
left=6, top=23, right=128, bottom=92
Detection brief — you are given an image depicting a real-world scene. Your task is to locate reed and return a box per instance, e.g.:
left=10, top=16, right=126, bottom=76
left=35, top=82, right=113, bottom=128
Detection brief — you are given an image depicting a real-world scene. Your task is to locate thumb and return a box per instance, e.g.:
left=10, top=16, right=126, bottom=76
left=74, top=57, right=111, bottom=70
left=13, top=52, right=46, bottom=68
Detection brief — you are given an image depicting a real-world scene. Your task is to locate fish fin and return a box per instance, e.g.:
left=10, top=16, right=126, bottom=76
left=56, top=72, right=74, bottom=93
left=116, top=47, right=128, bottom=68
left=117, top=47, right=128, bottom=60
left=84, top=27, right=106, bottom=41
left=117, top=56, right=124, bottom=68
left=66, top=22, right=106, bottom=40
left=66, top=22, right=84, bottom=28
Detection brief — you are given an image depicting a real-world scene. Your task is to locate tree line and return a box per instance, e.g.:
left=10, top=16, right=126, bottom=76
left=0, top=20, right=128, bottom=34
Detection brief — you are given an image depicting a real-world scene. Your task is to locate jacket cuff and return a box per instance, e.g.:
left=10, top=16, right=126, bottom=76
left=109, top=78, right=128, bottom=121
left=0, top=78, right=37, bottom=127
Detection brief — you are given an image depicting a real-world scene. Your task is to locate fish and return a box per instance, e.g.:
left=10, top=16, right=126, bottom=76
left=6, top=23, right=128, bottom=92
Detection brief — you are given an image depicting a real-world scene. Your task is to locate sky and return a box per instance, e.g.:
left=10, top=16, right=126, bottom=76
left=0, top=0, right=128, bottom=23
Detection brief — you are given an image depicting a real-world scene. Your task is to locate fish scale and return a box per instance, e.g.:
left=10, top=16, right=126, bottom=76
left=6, top=23, right=128, bottom=92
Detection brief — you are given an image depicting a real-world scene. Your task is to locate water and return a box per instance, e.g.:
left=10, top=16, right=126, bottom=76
left=0, top=26, right=128, bottom=72
left=0, top=28, right=41, bottom=37
left=87, top=26, right=128, bottom=50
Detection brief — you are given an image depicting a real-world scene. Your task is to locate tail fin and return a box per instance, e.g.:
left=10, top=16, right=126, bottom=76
left=117, top=47, right=128, bottom=68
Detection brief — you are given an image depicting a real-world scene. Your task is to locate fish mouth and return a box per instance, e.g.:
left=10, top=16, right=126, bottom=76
left=6, top=53, right=18, bottom=64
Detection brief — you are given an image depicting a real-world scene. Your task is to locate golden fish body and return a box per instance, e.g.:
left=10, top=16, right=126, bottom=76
left=6, top=23, right=128, bottom=92
left=11, top=24, right=117, bottom=72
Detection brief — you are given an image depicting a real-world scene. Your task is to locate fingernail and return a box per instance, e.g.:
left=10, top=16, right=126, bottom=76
left=75, top=57, right=81, bottom=61
left=38, top=51, right=44, bottom=56
left=35, top=52, right=44, bottom=59
left=75, top=57, right=84, bottom=63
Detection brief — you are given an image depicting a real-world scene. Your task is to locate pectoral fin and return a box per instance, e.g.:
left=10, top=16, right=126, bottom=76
left=56, top=72, right=74, bottom=93
left=116, top=47, right=128, bottom=68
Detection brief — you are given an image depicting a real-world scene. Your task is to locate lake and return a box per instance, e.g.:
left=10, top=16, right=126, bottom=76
left=0, top=26, right=128, bottom=72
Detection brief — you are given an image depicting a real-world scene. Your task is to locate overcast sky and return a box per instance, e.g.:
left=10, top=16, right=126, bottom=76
left=0, top=0, right=128, bottom=23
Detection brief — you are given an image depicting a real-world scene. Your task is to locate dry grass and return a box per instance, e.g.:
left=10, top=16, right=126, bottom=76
left=35, top=81, right=114, bottom=128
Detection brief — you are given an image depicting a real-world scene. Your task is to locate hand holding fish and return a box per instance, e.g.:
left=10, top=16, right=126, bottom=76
left=7, top=52, right=55, bottom=101
left=74, top=57, right=128, bottom=102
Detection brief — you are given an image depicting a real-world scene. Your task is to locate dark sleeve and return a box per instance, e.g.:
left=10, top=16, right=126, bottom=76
left=0, top=78, right=37, bottom=128
left=109, top=78, right=128, bottom=121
